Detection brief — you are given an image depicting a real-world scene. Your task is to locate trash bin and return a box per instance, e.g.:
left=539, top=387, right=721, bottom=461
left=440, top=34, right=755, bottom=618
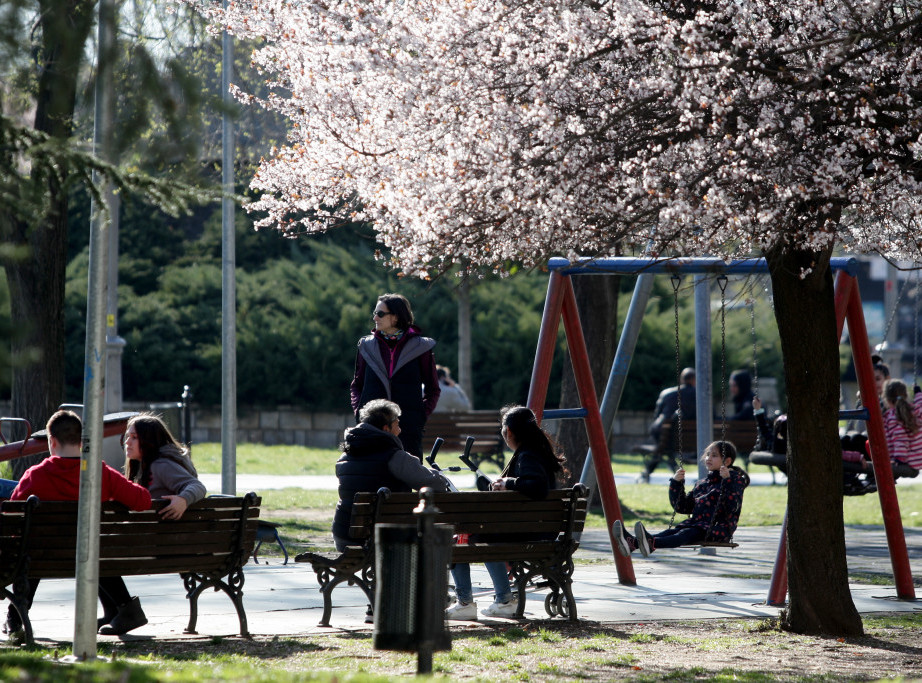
left=373, top=489, right=452, bottom=673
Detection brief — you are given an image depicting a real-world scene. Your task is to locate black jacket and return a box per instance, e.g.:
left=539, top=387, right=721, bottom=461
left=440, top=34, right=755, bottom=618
left=332, top=423, right=448, bottom=541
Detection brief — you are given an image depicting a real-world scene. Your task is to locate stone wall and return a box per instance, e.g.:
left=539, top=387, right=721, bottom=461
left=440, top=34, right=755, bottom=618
left=0, top=401, right=775, bottom=454
left=0, top=401, right=670, bottom=452
left=129, top=403, right=655, bottom=452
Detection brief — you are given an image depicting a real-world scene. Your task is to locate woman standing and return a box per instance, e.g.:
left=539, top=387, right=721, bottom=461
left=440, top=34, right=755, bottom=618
left=446, top=405, right=568, bottom=621
left=98, top=413, right=207, bottom=636
left=350, top=293, right=440, bottom=459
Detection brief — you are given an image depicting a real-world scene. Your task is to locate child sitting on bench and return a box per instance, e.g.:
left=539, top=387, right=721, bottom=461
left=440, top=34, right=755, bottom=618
left=613, top=440, right=749, bottom=556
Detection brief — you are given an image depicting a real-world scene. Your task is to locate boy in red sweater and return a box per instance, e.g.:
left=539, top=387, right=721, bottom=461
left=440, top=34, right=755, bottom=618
left=5, top=410, right=152, bottom=642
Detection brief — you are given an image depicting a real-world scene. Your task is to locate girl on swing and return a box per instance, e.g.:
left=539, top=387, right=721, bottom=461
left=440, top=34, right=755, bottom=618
left=613, top=440, right=749, bottom=556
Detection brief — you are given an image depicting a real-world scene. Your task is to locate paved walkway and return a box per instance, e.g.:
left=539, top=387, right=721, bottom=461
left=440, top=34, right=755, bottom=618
left=13, top=470, right=922, bottom=645
left=21, top=525, right=922, bottom=645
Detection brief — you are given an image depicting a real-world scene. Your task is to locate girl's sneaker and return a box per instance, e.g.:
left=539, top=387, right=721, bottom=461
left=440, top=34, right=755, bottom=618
left=481, top=598, right=518, bottom=618
left=634, top=521, right=655, bottom=557
left=611, top=520, right=637, bottom=557
left=445, top=601, right=477, bottom=621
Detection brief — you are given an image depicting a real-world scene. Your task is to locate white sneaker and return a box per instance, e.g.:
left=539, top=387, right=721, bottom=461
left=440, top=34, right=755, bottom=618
left=481, top=598, right=518, bottom=618
left=445, top=601, right=477, bottom=621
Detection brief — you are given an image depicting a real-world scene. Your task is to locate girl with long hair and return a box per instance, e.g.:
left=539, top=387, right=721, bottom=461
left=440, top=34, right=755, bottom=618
left=882, top=379, right=922, bottom=470
left=97, top=413, right=206, bottom=636
left=445, top=405, right=569, bottom=621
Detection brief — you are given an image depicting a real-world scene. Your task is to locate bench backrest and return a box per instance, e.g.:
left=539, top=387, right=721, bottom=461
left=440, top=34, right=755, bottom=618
left=347, top=488, right=588, bottom=543
left=422, top=410, right=504, bottom=459
left=659, top=419, right=760, bottom=456
left=0, top=494, right=260, bottom=581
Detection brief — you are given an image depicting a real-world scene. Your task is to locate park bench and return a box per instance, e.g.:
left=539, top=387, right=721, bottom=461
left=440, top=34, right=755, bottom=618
left=423, top=410, right=505, bottom=470
left=295, top=485, right=589, bottom=626
left=636, top=419, right=761, bottom=473
left=0, top=493, right=261, bottom=646
left=749, top=451, right=919, bottom=481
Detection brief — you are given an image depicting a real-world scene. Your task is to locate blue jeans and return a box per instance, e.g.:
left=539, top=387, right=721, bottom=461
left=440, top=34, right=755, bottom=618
left=650, top=526, right=706, bottom=548
left=450, top=562, right=512, bottom=604
left=0, top=479, right=17, bottom=499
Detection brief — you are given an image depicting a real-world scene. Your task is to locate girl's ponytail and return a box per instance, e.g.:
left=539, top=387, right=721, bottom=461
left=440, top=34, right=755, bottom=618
left=885, top=380, right=920, bottom=434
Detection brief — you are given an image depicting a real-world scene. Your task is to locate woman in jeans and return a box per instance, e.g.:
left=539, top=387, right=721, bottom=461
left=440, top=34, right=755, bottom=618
left=446, top=405, right=568, bottom=620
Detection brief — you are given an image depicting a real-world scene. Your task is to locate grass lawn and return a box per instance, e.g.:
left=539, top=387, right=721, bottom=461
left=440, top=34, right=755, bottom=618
left=2, top=614, right=922, bottom=681
left=191, top=443, right=922, bottom=556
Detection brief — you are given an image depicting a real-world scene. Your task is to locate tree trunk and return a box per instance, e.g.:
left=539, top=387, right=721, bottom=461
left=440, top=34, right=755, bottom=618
left=766, top=243, right=863, bottom=636
left=557, top=274, right=620, bottom=485
left=1, top=0, right=95, bottom=477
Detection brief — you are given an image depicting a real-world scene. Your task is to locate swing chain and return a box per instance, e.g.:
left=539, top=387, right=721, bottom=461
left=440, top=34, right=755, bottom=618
left=915, top=268, right=921, bottom=383
left=672, top=274, right=683, bottom=466
left=748, top=295, right=759, bottom=399
left=717, top=275, right=729, bottom=443
left=881, top=273, right=914, bottom=344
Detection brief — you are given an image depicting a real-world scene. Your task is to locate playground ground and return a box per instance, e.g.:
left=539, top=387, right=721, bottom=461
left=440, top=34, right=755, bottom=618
left=10, top=472, right=922, bottom=680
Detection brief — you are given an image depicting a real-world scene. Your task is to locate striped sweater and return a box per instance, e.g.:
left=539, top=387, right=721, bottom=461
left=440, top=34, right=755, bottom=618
left=883, top=391, right=922, bottom=469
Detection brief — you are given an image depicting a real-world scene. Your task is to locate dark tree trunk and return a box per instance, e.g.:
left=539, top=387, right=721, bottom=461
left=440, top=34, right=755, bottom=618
left=557, top=274, right=620, bottom=485
left=766, top=243, right=863, bottom=636
left=1, top=0, right=95, bottom=477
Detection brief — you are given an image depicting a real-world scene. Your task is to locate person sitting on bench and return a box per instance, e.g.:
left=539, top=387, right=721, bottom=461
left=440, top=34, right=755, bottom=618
left=613, top=440, right=749, bottom=556
left=332, top=399, right=450, bottom=553
left=641, top=367, right=696, bottom=482
left=861, top=379, right=922, bottom=495
left=446, top=405, right=569, bottom=621
left=94, top=413, right=209, bottom=636
left=4, top=410, right=152, bottom=643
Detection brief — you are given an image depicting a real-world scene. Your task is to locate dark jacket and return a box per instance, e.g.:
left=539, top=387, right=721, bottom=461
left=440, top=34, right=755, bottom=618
left=726, top=370, right=755, bottom=421
left=332, top=423, right=449, bottom=542
left=668, top=466, right=749, bottom=542
left=350, top=328, right=440, bottom=456
left=650, top=383, right=697, bottom=439
left=499, top=447, right=558, bottom=499
left=475, top=446, right=559, bottom=542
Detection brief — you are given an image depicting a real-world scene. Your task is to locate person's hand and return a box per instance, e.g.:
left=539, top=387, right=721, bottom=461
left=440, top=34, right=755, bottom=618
left=491, top=478, right=508, bottom=491
left=719, top=465, right=730, bottom=479
left=159, top=495, right=189, bottom=520
left=674, top=467, right=685, bottom=482
left=752, top=396, right=762, bottom=410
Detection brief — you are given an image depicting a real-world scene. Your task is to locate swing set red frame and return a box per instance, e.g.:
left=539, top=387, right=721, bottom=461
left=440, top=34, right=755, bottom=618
left=528, top=259, right=915, bottom=602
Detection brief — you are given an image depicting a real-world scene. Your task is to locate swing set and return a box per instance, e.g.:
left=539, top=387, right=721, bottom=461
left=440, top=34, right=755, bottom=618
left=526, top=256, right=915, bottom=601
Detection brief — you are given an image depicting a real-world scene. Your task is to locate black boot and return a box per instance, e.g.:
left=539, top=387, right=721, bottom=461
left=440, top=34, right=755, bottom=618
left=98, top=597, right=147, bottom=635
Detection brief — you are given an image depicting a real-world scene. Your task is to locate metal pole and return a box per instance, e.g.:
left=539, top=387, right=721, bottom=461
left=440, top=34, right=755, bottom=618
left=548, top=256, right=859, bottom=276
left=845, top=276, right=915, bottom=599
left=559, top=277, right=636, bottom=584
left=578, top=273, right=655, bottom=490
left=526, top=272, right=566, bottom=419
left=104, top=189, right=125, bottom=413
left=694, top=275, right=713, bottom=480
left=457, top=277, right=473, bottom=406
left=73, top=0, right=117, bottom=658
left=220, top=13, right=237, bottom=495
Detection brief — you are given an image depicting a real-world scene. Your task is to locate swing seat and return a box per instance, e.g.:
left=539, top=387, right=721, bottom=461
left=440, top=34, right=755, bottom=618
left=697, top=540, right=739, bottom=549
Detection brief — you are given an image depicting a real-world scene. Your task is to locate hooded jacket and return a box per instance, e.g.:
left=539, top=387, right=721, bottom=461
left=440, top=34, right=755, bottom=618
left=146, top=444, right=207, bottom=505
left=350, top=328, right=440, bottom=456
left=668, top=466, right=750, bottom=542
left=11, top=455, right=151, bottom=510
left=332, top=423, right=448, bottom=542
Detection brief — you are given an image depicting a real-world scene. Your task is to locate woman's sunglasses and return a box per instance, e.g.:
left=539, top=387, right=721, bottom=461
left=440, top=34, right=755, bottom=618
left=373, top=310, right=391, bottom=318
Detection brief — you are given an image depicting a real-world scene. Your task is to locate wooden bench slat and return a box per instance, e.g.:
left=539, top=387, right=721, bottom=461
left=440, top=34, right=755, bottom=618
left=0, top=494, right=262, bottom=645
left=304, top=486, right=587, bottom=626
